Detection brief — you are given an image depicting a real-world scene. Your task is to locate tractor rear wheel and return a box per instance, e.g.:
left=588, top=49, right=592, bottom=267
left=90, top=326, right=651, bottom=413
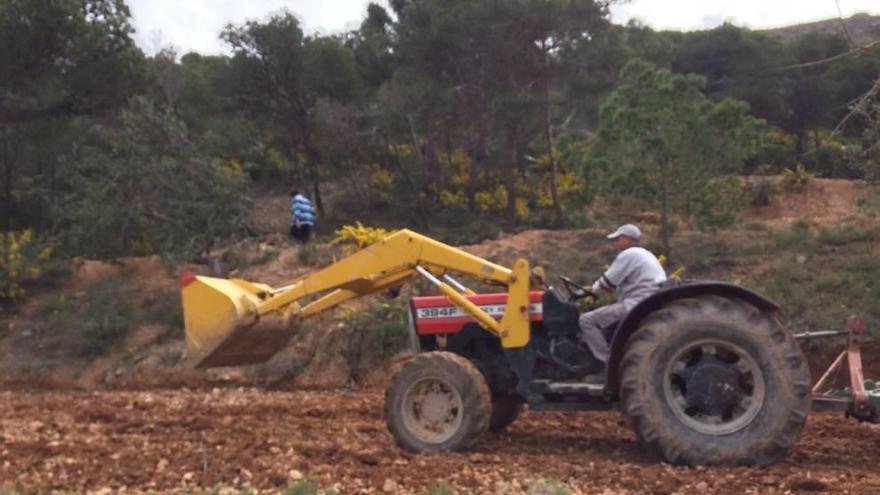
left=385, top=351, right=491, bottom=452
left=620, top=296, right=810, bottom=466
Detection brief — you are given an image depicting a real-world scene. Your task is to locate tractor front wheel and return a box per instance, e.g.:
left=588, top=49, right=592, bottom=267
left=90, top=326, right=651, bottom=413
left=385, top=351, right=491, bottom=452
left=620, top=296, right=811, bottom=466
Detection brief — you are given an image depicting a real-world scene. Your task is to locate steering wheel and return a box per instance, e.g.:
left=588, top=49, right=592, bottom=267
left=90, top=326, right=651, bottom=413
left=558, top=275, right=595, bottom=302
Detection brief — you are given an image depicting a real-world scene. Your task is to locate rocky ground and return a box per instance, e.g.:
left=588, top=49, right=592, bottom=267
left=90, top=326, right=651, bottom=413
left=1, top=388, right=880, bottom=494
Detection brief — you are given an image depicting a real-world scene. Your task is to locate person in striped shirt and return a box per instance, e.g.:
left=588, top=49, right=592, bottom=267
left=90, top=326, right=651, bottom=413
left=289, top=190, right=317, bottom=243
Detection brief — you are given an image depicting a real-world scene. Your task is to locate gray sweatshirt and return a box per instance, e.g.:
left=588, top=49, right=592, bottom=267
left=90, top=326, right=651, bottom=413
left=593, top=246, right=667, bottom=310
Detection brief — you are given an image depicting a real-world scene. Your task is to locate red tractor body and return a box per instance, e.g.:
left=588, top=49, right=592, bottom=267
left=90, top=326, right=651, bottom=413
left=410, top=291, right=545, bottom=335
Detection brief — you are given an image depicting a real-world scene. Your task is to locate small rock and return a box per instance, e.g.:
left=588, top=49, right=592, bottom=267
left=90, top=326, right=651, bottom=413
left=383, top=478, right=398, bottom=493
left=796, top=254, right=808, bottom=264
left=157, top=458, right=169, bottom=471
left=288, top=469, right=304, bottom=480
left=183, top=472, right=195, bottom=482
left=761, top=475, right=779, bottom=486
left=696, top=481, right=709, bottom=491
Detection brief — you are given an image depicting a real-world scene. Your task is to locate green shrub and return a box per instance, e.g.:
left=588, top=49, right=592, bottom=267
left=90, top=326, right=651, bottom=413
left=747, top=177, right=777, bottom=207
left=360, top=301, right=409, bottom=355
left=774, top=219, right=813, bottom=250
left=528, top=478, right=572, bottom=495
left=145, top=288, right=185, bottom=339
left=283, top=481, right=318, bottom=495
left=781, top=163, right=814, bottom=190
left=35, top=276, right=184, bottom=358
left=690, top=177, right=745, bottom=231
left=297, top=244, right=318, bottom=266
left=55, top=97, right=248, bottom=260
left=755, top=252, right=880, bottom=333
left=339, top=300, right=410, bottom=377
left=79, top=283, right=142, bottom=357
left=428, top=483, right=456, bottom=495
left=817, top=224, right=879, bottom=246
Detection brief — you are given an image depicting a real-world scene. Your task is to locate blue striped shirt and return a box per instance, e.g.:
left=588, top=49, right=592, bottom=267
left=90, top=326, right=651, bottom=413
left=291, top=195, right=316, bottom=226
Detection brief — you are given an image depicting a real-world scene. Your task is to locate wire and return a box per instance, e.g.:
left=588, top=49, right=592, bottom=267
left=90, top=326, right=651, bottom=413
left=836, top=0, right=858, bottom=49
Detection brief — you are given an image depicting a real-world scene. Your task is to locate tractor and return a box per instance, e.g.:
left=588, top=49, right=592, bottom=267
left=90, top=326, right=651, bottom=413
left=181, top=230, right=812, bottom=465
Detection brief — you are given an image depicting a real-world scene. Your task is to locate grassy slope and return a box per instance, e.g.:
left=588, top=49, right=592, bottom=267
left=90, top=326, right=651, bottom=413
left=0, top=177, right=878, bottom=387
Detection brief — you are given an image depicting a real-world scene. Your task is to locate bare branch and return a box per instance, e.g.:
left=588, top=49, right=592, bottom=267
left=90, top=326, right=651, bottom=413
left=835, top=0, right=858, bottom=49
left=775, top=40, right=880, bottom=71
left=832, top=77, right=880, bottom=136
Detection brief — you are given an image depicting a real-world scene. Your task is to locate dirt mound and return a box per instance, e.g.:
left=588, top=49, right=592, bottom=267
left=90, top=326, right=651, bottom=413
left=2, top=389, right=880, bottom=494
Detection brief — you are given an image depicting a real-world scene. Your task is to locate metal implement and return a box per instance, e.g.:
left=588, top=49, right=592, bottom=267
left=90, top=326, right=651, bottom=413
left=181, top=229, right=535, bottom=368
left=799, top=316, right=878, bottom=421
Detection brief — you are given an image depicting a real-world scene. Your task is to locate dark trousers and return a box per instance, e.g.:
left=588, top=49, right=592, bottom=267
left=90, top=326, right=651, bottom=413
left=290, top=224, right=312, bottom=243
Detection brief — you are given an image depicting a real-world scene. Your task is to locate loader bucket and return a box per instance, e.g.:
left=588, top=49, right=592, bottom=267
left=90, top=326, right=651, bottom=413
left=181, top=274, right=298, bottom=368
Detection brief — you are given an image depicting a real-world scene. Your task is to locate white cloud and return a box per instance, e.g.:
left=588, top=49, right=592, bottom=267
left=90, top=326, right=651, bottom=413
left=127, top=0, right=379, bottom=55
left=127, top=0, right=880, bottom=56
left=610, top=0, right=880, bottom=32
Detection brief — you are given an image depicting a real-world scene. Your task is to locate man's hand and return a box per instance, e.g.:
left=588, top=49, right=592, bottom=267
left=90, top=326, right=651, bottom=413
left=592, top=278, right=614, bottom=293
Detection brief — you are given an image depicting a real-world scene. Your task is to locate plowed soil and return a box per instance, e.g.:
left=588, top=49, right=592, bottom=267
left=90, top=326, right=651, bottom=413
left=2, top=389, right=880, bottom=494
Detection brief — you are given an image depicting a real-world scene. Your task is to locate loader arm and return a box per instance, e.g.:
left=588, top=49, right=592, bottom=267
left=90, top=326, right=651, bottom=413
left=182, top=229, right=535, bottom=368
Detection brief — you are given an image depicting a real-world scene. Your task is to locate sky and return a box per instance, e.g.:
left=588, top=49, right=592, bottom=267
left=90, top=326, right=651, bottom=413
left=127, top=0, right=880, bottom=56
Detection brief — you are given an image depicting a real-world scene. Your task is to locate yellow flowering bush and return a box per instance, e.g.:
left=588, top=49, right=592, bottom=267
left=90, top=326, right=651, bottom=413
left=441, top=152, right=472, bottom=189
left=440, top=189, right=467, bottom=208
left=387, top=143, right=413, bottom=157
left=329, top=222, right=396, bottom=255
left=370, top=166, right=395, bottom=204
left=474, top=185, right=506, bottom=212
left=222, top=158, right=247, bottom=181
left=0, top=229, right=52, bottom=300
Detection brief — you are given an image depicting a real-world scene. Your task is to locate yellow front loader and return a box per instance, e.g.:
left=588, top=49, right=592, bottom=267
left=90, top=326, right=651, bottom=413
left=181, top=229, right=812, bottom=466
left=182, top=230, right=536, bottom=368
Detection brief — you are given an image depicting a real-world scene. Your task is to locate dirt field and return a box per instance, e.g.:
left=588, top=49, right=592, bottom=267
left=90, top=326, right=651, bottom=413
left=1, top=388, right=879, bottom=494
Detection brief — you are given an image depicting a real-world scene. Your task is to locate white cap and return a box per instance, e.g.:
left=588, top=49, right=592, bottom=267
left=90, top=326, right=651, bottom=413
left=607, top=224, right=641, bottom=240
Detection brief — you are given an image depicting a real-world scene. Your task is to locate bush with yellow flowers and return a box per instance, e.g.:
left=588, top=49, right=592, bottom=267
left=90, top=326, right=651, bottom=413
left=329, top=222, right=396, bottom=255
left=0, top=229, right=52, bottom=301
left=369, top=166, right=395, bottom=205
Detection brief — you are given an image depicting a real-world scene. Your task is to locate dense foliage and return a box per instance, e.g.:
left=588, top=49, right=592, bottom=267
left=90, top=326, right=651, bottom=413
left=1, top=0, right=879, bottom=268
left=587, top=60, right=762, bottom=255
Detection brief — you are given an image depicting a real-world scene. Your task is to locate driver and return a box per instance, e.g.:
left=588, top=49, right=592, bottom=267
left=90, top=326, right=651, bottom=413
left=579, top=224, right=666, bottom=383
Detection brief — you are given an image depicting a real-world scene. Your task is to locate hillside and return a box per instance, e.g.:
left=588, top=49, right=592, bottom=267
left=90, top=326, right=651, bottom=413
left=0, top=177, right=879, bottom=493
left=0, top=177, right=880, bottom=493
left=762, top=12, right=880, bottom=45
left=1, top=177, right=878, bottom=391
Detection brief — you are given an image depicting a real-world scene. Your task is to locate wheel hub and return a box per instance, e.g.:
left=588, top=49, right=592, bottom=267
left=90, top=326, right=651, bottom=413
left=401, top=377, right=464, bottom=444
left=664, top=339, right=766, bottom=435
left=685, top=359, right=744, bottom=412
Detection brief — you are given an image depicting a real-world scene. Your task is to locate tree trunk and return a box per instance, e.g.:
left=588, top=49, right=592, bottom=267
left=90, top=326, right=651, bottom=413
left=1, top=127, right=13, bottom=231
left=504, top=127, right=518, bottom=229
left=516, top=137, right=526, bottom=179
left=386, top=137, right=431, bottom=229
left=423, top=119, right=442, bottom=192
left=302, top=132, right=324, bottom=213
left=660, top=177, right=672, bottom=261
left=467, top=125, right=486, bottom=212
left=543, top=83, right=565, bottom=228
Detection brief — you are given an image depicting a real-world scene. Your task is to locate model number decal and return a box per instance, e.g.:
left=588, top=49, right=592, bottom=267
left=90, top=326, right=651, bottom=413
left=416, top=303, right=542, bottom=319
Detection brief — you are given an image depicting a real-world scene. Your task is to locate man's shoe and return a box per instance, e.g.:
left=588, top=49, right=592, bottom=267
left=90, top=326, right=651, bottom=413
left=581, top=369, right=606, bottom=385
